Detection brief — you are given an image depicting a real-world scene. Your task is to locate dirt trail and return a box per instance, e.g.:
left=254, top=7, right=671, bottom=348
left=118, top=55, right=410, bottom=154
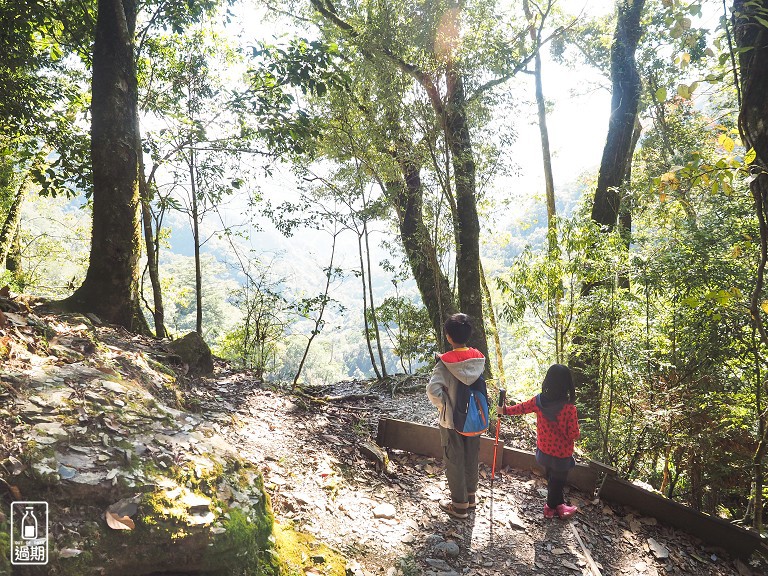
left=194, top=374, right=763, bottom=576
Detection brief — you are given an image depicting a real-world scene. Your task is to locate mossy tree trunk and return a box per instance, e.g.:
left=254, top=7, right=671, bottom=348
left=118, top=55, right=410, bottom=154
left=734, top=0, right=768, bottom=532
left=386, top=150, right=457, bottom=350
left=0, top=177, right=26, bottom=270
left=62, top=0, right=148, bottom=333
left=572, top=0, right=645, bottom=448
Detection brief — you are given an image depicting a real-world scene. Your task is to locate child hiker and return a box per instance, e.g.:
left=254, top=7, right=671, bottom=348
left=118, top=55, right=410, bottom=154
left=426, top=313, right=486, bottom=519
left=498, top=363, right=580, bottom=519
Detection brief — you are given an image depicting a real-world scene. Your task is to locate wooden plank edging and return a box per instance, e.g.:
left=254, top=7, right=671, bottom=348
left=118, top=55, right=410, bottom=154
left=376, top=417, right=504, bottom=470
left=375, top=418, right=765, bottom=559
left=598, top=475, right=764, bottom=559
left=500, top=446, right=599, bottom=496
left=375, top=418, right=596, bottom=490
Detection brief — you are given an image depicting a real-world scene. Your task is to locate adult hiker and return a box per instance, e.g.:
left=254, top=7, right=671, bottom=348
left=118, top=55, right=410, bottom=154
left=426, top=313, right=487, bottom=519
left=498, top=363, right=580, bottom=519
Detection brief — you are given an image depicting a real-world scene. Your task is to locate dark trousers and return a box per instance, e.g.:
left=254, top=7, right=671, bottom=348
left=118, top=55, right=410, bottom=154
left=546, top=468, right=569, bottom=508
left=439, top=426, right=480, bottom=504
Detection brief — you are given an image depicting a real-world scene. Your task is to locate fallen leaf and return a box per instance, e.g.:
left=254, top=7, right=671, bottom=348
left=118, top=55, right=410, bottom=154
left=96, top=366, right=120, bottom=377
left=105, top=510, right=135, bottom=530
left=4, top=312, right=27, bottom=326
left=9, top=456, right=24, bottom=475
left=0, top=336, right=11, bottom=358
left=108, top=497, right=139, bottom=518
left=59, top=548, right=82, bottom=558
left=648, top=537, right=669, bottom=559
left=9, top=485, right=22, bottom=500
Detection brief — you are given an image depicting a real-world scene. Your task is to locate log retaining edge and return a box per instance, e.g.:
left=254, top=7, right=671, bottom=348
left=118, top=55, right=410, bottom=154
left=375, top=418, right=766, bottom=559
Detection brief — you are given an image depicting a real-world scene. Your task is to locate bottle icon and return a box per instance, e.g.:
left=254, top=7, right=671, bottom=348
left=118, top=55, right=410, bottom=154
left=21, top=507, right=38, bottom=540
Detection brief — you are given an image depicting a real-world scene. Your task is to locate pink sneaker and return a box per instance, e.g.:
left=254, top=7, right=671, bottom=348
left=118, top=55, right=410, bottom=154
left=556, top=503, right=578, bottom=518
left=543, top=504, right=556, bottom=519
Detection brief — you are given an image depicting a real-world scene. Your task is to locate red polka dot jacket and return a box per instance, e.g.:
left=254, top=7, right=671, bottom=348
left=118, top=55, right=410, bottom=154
left=503, top=395, right=580, bottom=458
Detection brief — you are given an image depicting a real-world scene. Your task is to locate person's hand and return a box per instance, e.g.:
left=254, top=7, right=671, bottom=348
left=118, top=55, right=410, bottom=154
left=496, top=405, right=504, bottom=417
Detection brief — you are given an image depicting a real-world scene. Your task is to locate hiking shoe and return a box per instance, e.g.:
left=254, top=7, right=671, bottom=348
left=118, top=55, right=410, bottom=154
left=439, top=500, right=469, bottom=519
left=556, top=503, right=578, bottom=518
left=543, top=504, right=556, bottom=519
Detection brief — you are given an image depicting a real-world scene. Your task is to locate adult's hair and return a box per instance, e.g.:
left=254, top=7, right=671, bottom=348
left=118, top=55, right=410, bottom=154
left=541, top=364, right=575, bottom=403
left=444, top=313, right=473, bottom=345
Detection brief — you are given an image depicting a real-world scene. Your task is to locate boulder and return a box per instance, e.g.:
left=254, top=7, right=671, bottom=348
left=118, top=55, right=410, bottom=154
left=168, top=332, right=214, bottom=374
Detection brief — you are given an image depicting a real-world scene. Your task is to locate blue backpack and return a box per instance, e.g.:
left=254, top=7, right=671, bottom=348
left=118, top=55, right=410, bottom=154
left=451, top=374, right=489, bottom=436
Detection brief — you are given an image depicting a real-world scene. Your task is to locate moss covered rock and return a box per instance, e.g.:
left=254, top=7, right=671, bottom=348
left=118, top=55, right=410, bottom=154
left=169, top=332, right=214, bottom=374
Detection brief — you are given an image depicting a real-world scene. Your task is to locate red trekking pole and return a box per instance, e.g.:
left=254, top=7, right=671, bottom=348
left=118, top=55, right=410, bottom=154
left=490, top=389, right=505, bottom=547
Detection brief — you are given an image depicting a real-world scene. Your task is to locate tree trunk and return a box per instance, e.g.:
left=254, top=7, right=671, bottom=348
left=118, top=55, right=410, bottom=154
left=524, top=0, right=568, bottom=362
left=444, top=63, right=489, bottom=359
left=523, top=0, right=557, bottom=249
left=734, top=0, right=768, bottom=531
left=480, top=259, right=505, bottom=386
left=573, top=0, right=645, bottom=441
left=591, top=0, right=645, bottom=229
left=358, top=231, right=382, bottom=379
left=6, top=226, right=22, bottom=276
left=138, top=134, right=167, bottom=338
left=293, top=231, right=338, bottom=387
left=364, top=220, right=388, bottom=377
left=0, top=178, right=26, bottom=269
left=61, top=0, right=148, bottom=333
left=387, top=153, right=457, bottom=347
left=617, top=117, right=642, bottom=289
left=189, top=150, right=203, bottom=335
left=308, top=0, right=486, bottom=355
left=618, top=117, right=642, bottom=248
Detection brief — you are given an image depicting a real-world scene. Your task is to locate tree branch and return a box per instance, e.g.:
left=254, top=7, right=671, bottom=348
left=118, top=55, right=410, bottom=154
left=309, top=0, right=444, bottom=114
left=468, top=15, right=579, bottom=103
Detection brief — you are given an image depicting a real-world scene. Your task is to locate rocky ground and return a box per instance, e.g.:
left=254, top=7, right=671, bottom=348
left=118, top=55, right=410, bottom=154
left=0, top=292, right=766, bottom=576
left=205, top=376, right=765, bottom=576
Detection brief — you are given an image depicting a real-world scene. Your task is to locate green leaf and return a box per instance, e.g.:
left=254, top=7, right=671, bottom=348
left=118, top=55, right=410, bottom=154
left=655, top=87, right=667, bottom=102
left=746, top=148, right=757, bottom=165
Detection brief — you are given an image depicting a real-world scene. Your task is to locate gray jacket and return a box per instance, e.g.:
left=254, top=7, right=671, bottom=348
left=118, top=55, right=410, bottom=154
left=426, top=350, right=486, bottom=429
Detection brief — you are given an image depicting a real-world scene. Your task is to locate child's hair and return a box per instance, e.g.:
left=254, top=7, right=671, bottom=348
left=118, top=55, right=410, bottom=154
left=444, top=313, right=473, bottom=345
left=541, top=364, right=575, bottom=403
